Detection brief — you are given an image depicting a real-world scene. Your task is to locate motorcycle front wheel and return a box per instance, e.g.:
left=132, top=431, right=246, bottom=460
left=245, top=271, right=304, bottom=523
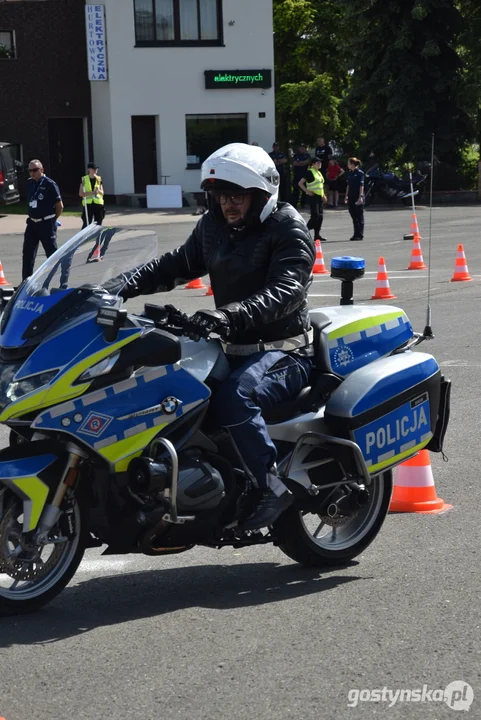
left=274, top=471, right=392, bottom=567
left=0, top=489, right=86, bottom=616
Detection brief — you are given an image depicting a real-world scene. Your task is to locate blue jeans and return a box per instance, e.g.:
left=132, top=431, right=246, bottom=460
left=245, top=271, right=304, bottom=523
left=209, top=351, right=312, bottom=496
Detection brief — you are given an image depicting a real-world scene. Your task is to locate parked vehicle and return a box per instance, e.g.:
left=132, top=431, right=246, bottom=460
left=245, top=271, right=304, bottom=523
left=0, top=227, right=451, bottom=615
left=364, top=162, right=428, bottom=207
left=0, top=142, right=20, bottom=205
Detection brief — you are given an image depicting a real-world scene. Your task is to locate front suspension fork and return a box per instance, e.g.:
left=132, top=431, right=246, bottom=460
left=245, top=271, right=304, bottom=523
left=34, top=442, right=87, bottom=542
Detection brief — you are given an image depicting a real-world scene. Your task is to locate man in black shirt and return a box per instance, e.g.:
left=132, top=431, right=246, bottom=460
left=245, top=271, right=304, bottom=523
left=314, top=136, right=333, bottom=178
left=23, top=159, right=63, bottom=280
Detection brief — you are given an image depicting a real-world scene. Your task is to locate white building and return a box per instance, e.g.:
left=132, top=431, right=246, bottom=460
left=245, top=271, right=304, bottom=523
left=88, top=0, right=276, bottom=202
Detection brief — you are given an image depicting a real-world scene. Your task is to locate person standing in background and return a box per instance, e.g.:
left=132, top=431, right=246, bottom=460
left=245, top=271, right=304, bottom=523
left=345, top=157, right=365, bottom=241
left=314, top=136, right=333, bottom=178
left=298, top=157, right=328, bottom=242
left=290, top=143, right=310, bottom=209
left=269, top=142, right=289, bottom=201
left=22, top=159, right=63, bottom=280
left=326, top=158, right=345, bottom=208
left=80, top=162, right=105, bottom=228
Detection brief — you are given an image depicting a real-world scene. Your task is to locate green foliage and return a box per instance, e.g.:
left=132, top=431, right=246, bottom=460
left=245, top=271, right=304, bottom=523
left=343, top=0, right=473, bottom=167
left=273, top=0, right=481, bottom=187
left=273, top=0, right=351, bottom=149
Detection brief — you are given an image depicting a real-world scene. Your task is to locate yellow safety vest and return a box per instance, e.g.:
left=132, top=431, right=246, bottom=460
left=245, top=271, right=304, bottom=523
left=83, top=175, right=104, bottom=205
left=306, top=167, right=324, bottom=195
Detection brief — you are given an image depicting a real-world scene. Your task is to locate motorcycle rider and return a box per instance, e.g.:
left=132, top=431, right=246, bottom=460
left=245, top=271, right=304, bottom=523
left=111, top=143, right=315, bottom=531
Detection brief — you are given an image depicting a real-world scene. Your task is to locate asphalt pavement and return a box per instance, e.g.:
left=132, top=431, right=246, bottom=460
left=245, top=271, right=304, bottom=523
left=0, top=205, right=480, bottom=720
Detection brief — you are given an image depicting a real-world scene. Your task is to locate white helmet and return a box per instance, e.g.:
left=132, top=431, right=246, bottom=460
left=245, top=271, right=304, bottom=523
left=201, top=143, right=280, bottom=223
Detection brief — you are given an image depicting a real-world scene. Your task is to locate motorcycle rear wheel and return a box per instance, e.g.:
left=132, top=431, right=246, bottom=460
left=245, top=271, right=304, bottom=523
left=0, top=491, right=86, bottom=616
left=274, top=471, right=392, bottom=567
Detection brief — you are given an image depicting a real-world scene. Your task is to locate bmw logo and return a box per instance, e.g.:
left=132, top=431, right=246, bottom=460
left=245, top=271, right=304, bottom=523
left=161, top=397, right=180, bottom=415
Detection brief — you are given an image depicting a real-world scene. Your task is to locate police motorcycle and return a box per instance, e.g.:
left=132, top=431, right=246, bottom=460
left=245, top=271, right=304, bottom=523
left=364, top=162, right=428, bottom=207
left=0, top=226, right=450, bottom=615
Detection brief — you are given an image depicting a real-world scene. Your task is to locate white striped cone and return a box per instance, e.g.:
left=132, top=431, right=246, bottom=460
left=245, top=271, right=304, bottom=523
left=371, top=257, right=396, bottom=299
left=451, top=244, right=472, bottom=282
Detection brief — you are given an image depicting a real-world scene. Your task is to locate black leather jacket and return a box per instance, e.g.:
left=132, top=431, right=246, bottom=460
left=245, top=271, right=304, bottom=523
left=119, top=202, right=315, bottom=345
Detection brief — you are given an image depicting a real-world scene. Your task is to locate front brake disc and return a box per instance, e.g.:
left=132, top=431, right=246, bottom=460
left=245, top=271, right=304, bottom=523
left=0, top=503, right=65, bottom=582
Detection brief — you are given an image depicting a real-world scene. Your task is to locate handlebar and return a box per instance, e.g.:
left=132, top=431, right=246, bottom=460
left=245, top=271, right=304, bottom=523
left=142, top=303, right=191, bottom=336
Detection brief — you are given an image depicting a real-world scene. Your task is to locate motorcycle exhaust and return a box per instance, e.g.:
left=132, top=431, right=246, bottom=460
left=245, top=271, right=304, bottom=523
left=326, top=485, right=370, bottom=518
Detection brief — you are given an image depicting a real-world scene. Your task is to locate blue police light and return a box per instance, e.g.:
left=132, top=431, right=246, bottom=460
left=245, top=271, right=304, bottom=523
left=331, top=256, right=365, bottom=271
left=330, top=257, right=365, bottom=305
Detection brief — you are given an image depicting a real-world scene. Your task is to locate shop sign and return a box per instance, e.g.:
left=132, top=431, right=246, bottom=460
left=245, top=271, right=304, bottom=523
left=85, top=5, right=108, bottom=81
left=204, top=70, right=272, bottom=89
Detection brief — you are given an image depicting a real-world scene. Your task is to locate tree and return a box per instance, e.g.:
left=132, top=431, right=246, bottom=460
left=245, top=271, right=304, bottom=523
left=344, top=0, right=473, bottom=171
left=273, top=0, right=351, bottom=150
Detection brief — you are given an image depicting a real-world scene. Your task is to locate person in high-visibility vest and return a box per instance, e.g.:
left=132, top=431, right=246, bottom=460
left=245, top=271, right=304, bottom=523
left=79, top=161, right=105, bottom=229
left=298, top=156, right=328, bottom=242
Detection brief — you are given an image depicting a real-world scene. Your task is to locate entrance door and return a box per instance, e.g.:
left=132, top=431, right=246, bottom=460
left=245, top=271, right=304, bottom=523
left=48, top=118, right=85, bottom=195
left=132, top=116, right=158, bottom=193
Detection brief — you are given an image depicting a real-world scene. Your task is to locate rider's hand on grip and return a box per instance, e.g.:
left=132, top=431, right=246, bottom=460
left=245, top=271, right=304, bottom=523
left=184, top=309, right=230, bottom=342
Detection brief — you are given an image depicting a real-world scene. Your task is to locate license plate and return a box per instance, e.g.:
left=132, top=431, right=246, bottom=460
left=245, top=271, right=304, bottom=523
left=8, top=184, right=14, bottom=191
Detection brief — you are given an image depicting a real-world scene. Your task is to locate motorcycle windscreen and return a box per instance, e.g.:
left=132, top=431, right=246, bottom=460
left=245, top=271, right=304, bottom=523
left=324, top=352, right=441, bottom=474
left=0, top=226, right=158, bottom=348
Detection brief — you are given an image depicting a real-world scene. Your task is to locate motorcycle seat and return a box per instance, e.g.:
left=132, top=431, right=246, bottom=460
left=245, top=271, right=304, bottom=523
left=309, top=310, right=332, bottom=372
left=264, top=370, right=341, bottom=424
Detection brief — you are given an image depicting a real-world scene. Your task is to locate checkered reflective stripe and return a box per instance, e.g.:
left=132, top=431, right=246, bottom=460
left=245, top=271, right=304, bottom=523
left=328, top=315, right=412, bottom=376
left=33, top=363, right=210, bottom=452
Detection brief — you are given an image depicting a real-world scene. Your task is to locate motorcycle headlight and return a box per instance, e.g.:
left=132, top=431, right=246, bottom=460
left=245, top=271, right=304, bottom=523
left=76, top=351, right=120, bottom=383
left=6, top=369, right=59, bottom=402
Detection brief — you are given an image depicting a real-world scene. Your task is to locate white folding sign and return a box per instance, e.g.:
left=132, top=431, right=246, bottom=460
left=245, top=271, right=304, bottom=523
left=85, top=5, right=108, bottom=81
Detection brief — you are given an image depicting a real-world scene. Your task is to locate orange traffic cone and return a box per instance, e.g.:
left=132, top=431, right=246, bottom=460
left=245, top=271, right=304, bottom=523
left=407, top=235, right=427, bottom=270
left=371, top=257, right=397, bottom=299
left=313, top=239, right=328, bottom=275
left=389, top=450, right=452, bottom=514
left=0, top=260, right=11, bottom=286
left=450, top=244, right=472, bottom=282
left=185, top=278, right=206, bottom=290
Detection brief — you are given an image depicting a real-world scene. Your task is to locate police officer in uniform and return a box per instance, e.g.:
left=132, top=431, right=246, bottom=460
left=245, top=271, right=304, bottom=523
left=314, top=136, right=333, bottom=178
left=345, top=157, right=365, bottom=240
left=290, top=143, right=310, bottom=208
left=269, top=141, right=289, bottom=201
left=22, top=159, right=63, bottom=281
left=298, top=157, right=328, bottom=241
left=79, top=161, right=105, bottom=228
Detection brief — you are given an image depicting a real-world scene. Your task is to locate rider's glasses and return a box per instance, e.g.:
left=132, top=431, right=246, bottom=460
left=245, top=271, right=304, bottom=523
left=214, top=192, right=252, bottom=206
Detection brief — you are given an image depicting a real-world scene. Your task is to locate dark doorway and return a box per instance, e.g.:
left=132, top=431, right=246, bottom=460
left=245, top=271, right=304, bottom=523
left=132, top=116, right=158, bottom=193
left=48, top=118, right=85, bottom=195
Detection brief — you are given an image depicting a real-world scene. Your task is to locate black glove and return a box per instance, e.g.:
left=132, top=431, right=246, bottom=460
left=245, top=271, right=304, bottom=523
left=184, top=309, right=230, bottom=342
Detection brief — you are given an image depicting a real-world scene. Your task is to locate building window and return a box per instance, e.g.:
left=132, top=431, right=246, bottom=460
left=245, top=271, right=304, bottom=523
left=186, top=114, right=248, bottom=168
left=134, top=0, right=223, bottom=46
left=0, top=31, right=15, bottom=60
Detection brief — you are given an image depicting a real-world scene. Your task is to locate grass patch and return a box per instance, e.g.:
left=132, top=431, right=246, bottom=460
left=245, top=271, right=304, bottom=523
left=1, top=202, right=81, bottom=217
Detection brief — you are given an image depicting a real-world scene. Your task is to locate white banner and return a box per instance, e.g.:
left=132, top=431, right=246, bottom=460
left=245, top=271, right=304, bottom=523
left=85, top=5, right=108, bottom=81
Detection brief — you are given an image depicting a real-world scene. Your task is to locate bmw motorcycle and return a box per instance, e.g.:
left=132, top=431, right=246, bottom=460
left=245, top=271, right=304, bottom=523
left=0, top=226, right=451, bottom=615
left=364, top=163, right=428, bottom=207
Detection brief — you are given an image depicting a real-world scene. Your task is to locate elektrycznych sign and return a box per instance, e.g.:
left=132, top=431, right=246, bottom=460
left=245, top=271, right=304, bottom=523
left=204, top=70, right=272, bottom=89
left=85, top=4, right=108, bottom=81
